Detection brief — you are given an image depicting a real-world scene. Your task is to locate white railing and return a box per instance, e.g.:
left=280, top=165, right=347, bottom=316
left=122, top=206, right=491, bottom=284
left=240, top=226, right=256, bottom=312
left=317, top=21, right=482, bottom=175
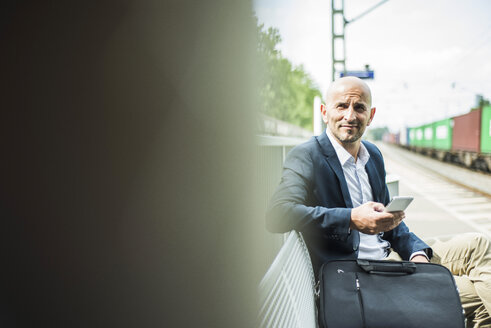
left=255, top=135, right=310, bottom=270
left=258, top=231, right=317, bottom=328
left=257, top=114, right=314, bottom=139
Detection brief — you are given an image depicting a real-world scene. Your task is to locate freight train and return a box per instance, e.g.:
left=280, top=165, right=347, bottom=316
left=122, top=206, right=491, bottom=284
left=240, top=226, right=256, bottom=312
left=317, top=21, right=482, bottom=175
left=383, top=106, right=491, bottom=172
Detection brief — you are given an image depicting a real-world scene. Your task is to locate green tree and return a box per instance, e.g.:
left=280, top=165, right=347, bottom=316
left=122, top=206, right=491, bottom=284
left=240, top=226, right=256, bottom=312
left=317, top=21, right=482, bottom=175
left=366, top=127, right=389, bottom=141
left=256, top=20, right=322, bottom=131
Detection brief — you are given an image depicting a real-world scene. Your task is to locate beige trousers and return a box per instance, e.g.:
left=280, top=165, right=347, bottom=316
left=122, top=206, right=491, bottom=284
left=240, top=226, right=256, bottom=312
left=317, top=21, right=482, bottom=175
left=387, top=233, right=491, bottom=328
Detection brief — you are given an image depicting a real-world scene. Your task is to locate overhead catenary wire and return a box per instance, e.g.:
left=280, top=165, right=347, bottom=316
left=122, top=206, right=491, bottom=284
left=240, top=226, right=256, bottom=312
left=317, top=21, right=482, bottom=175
left=345, top=0, right=390, bottom=25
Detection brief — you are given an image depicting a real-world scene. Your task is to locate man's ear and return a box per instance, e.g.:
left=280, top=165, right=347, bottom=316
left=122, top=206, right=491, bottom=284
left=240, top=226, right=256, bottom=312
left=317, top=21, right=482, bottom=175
left=367, top=107, right=376, bottom=126
left=320, top=104, right=328, bottom=123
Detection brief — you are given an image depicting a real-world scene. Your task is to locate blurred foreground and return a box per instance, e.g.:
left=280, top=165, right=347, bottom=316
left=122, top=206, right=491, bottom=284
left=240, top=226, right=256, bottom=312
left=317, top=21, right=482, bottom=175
left=0, top=1, right=265, bottom=327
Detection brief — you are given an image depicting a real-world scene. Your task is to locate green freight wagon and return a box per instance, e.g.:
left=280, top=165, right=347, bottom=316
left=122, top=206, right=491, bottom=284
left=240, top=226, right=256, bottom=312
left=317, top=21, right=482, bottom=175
left=432, top=118, right=453, bottom=150
left=408, top=127, right=416, bottom=146
left=421, top=123, right=434, bottom=148
left=481, top=106, right=491, bottom=154
left=413, top=126, right=424, bottom=147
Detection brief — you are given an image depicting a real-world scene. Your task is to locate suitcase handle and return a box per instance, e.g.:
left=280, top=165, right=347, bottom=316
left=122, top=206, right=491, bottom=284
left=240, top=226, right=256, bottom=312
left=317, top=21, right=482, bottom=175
left=357, top=260, right=417, bottom=275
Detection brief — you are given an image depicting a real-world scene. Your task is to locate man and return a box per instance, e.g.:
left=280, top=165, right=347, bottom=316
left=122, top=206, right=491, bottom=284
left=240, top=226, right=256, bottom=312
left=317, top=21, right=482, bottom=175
left=266, top=76, right=491, bottom=327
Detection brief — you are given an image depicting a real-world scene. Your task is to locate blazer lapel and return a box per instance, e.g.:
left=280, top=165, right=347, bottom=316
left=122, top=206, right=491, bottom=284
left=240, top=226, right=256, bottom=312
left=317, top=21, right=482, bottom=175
left=364, top=153, right=383, bottom=203
left=316, top=133, right=353, bottom=208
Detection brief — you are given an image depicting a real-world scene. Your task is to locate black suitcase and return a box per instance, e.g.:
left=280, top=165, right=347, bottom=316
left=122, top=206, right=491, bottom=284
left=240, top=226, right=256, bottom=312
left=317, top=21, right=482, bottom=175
left=318, top=259, right=465, bottom=328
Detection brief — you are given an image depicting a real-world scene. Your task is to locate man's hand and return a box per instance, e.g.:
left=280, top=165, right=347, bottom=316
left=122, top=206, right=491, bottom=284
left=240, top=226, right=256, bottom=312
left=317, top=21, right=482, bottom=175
left=350, top=202, right=405, bottom=235
left=410, top=255, right=429, bottom=263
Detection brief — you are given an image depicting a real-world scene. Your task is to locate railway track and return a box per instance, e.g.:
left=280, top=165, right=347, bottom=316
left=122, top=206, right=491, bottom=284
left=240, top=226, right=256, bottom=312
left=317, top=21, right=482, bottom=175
left=378, top=142, right=491, bottom=238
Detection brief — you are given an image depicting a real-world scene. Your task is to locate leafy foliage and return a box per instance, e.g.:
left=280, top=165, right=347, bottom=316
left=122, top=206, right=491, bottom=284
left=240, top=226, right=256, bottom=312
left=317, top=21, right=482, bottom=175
left=366, top=127, right=389, bottom=141
left=256, top=20, right=322, bottom=131
left=471, top=95, right=490, bottom=112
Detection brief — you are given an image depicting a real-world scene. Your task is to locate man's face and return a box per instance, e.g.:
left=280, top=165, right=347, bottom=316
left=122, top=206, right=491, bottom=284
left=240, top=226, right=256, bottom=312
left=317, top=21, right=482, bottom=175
left=322, top=81, right=375, bottom=145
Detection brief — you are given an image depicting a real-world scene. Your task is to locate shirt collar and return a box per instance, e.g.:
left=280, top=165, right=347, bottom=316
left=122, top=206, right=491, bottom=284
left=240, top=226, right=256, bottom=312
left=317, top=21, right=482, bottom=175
left=325, top=129, right=370, bottom=167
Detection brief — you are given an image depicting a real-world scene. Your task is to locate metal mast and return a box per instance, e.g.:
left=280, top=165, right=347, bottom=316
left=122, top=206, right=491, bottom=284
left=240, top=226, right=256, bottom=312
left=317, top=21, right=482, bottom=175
left=331, top=0, right=346, bottom=82
left=331, top=0, right=389, bottom=81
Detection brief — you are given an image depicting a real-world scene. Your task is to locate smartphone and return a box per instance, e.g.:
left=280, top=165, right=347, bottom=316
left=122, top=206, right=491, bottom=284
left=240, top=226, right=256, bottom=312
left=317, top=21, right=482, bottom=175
left=385, top=196, right=414, bottom=212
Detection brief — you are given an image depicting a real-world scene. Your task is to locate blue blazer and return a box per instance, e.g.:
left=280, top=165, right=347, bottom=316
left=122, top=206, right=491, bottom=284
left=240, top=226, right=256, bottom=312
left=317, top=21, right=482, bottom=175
left=266, top=132, right=432, bottom=274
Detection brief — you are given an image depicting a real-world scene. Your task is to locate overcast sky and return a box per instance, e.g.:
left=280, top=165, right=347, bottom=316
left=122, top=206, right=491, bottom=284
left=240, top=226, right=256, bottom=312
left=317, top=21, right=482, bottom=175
left=254, top=0, right=491, bottom=132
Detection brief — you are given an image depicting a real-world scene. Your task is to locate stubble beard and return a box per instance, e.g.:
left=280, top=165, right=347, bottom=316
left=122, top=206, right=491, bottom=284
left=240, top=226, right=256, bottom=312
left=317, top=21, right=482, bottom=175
left=331, top=123, right=365, bottom=145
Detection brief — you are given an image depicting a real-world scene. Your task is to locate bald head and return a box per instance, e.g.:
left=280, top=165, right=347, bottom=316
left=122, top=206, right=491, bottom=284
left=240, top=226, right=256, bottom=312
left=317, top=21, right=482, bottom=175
left=326, top=76, right=372, bottom=108
left=320, top=76, right=376, bottom=156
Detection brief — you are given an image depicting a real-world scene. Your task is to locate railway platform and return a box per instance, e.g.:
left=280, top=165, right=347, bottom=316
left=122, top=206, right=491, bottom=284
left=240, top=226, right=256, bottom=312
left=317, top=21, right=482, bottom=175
left=258, top=136, right=491, bottom=328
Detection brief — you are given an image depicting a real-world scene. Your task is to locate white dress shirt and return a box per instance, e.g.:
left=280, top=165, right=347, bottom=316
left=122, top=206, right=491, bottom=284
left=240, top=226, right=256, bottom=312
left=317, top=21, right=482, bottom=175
left=326, top=129, right=427, bottom=261
left=326, top=130, right=390, bottom=260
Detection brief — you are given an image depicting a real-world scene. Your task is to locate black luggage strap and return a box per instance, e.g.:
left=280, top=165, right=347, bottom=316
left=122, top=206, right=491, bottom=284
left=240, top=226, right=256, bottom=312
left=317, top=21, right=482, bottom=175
left=357, top=260, right=417, bottom=275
